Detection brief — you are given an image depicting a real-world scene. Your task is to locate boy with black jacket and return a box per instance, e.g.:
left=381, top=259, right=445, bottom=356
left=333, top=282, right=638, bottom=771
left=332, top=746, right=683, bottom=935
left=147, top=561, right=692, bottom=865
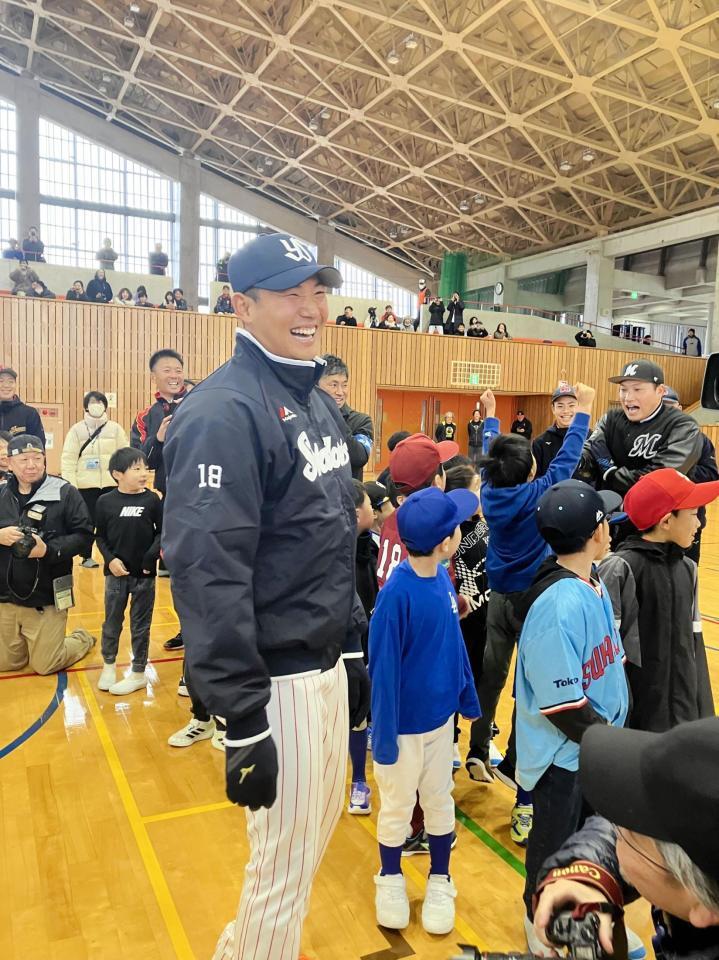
left=95, top=448, right=163, bottom=696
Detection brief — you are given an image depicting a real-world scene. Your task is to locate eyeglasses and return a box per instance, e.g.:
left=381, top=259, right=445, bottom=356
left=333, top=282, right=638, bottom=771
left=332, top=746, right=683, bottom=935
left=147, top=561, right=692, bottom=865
left=616, top=827, right=672, bottom=874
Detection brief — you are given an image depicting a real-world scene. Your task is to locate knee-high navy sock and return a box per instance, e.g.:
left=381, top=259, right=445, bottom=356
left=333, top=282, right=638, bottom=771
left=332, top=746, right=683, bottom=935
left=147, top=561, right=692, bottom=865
left=379, top=843, right=403, bottom=876
left=349, top=728, right=368, bottom=782
left=427, top=832, right=453, bottom=876
left=517, top=786, right=533, bottom=805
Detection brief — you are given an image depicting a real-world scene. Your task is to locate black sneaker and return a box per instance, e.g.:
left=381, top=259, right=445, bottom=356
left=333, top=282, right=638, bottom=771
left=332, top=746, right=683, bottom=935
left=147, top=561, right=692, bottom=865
left=491, top=721, right=501, bottom=738
left=401, top=829, right=429, bottom=856
left=494, top=757, right=518, bottom=791
left=163, top=632, right=184, bottom=651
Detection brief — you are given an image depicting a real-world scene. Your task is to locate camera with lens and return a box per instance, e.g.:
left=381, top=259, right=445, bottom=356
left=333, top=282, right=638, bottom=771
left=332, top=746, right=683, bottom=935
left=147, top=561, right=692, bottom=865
left=451, top=908, right=606, bottom=960
left=11, top=504, right=47, bottom=559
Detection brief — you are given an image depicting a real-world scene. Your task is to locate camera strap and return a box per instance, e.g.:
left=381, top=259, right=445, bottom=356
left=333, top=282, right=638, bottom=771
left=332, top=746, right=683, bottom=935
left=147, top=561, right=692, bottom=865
left=6, top=556, right=40, bottom=603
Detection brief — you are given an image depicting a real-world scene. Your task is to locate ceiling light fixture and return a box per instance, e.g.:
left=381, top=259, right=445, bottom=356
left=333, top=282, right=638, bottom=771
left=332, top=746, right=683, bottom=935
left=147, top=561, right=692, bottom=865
left=581, top=149, right=596, bottom=162
left=711, top=98, right=719, bottom=111
left=389, top=229, right=398, bottom=239
left=123, top=14, right=135, bottom=28
left=386, top=50, right=400, bottom=66
left=559, top=159, right=573, bottom=172
left=129, top=2, right=141, bottom=12
left=404, top=34, right=418, bottom=49
left=99, top=85, right=108, bottom=95
left=102, top=74, right=112, bottom=83
left=308, top=117, right=319, bottom=131
left=264, top=157, right=273, bottom=166
left=320, top=108, right=331, bottom=119
left=459, top=199, right=470, bottom=212
left=474, top=194, right=485, bottom=204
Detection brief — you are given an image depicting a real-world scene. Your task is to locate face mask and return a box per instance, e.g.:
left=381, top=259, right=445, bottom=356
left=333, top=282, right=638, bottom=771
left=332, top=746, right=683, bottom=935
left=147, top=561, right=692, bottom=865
left=88, top=402, right=106, bottom=418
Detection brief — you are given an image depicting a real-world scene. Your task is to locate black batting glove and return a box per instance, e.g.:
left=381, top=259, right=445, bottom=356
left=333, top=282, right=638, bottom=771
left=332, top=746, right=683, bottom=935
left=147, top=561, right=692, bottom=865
left=225, top=735, right=279, bottom=811
left=344, top=656, right=371, bottom=729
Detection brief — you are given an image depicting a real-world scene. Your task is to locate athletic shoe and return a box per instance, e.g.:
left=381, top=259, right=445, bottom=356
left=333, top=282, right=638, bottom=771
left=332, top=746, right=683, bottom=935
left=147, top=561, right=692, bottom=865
left=510, top=804, right=533, bottom=846
left=366, top=722, right=372, bottom=752
left=157, top=567, right=170, bottom=578
left=374, top=873, right=410, bottom=929
left=494, top=757, right=518, bottom=790
left=97, top=663, right=116, bottom=691
left=163, top=632, right=184, bottom=651
left=452, top=743, right=461, bottom=770
left=401, top=828, right=429, bottom=856
left=466, top=755, right=494, bottom=783
left=491, top=721, right=500, bottom=737
left=489, top=741, right=504, bottom=768
left=80, top=557, right=99, bottom=568
left=627, top=928, right=647, bottom=960
left=348, top=781, right=371, bottom=815
left=168, top=718, right=215, bottom=747
left=421, top=874, right=457, bottom=935
left=177, top=678, right=189, bottom=697
left=524, top=915, right=555, bottom=957
left=211, top=726, right=226, bottom=753
left=109, top=672, right=147, bottom=695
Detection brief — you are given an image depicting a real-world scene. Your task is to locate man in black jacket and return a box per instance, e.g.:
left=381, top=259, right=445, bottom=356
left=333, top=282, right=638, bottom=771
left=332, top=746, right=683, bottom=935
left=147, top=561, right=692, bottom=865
left=581, top=360, right=702, bottom=494
left=533, top=720, right=719, bottom=960
left=0, top=367, right=46, bottom=446
left=532, top=386, right=579, bottom=477
left=130, top=349, right=186, bottom=497
left=162, top=233, right=370, bottom=960
left=318, top=354, right=374, bottom=479
left=511, top=410, right=533, bottom=440
left=0, top=435, right=95, bottom=674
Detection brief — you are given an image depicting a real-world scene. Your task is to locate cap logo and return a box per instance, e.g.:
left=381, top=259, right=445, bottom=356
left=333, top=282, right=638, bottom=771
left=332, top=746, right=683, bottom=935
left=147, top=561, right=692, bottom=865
left=596, top=509, right=603, bottom=522
left=279, top=237, right=314, bottom=264
left=624, top=363, right=638, bottom=376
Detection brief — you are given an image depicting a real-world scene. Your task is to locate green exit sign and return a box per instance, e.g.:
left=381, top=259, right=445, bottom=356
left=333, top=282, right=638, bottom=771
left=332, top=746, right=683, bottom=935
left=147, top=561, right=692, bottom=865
left=630, top=291, right=639, bottom=299
left=469, top=373, right=480, bottom=385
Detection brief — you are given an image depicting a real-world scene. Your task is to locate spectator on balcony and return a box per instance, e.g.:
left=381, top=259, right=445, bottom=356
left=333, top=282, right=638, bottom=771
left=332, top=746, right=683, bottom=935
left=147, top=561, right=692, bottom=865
left=66, top=280, right=88, bottom=302
left=2, top=238, right=22, bottom=261
left=149, top=242, right=168, bottom=276
left=213, top=285, right=233, bottom=314
left=493, top=322, right=511, bottom=340
left=86, top=269, right=113, bottom=304
left=161, top=291, right=176, bottom=310
left=29, top=280, right=55, bottom=299
left=380, top=304, right=399, bottom=327
left=642, top=334, right=652, bottom=347
left=336, top=306, right=357, bottom=327
left=385, top=315, right=400, bottom=330
left=115, top=287, right=134, bottom=306
left=9, top=261, right=39, bottom=296
left=136, top=291, right=154, bottom=308
left=401, top=317, right=415, bottom=333
left=21, top=227, right=45, bottom=263
left=216, top=251, right=230, bottom=283
left=96, top=238, right=118, bottom=271
left=366, top=306, right=378, bottom=327
left=453, top=321, right=466, bottom=336
left=682, top=328, right=702, bottom=357
left=446, top=291, right=465, bottom=333
left=173, top=288, right=188, bottom=311
left=428, top=296, right=445, bottom=335
left=467, top=316, right=488, bottom=338
left=575, top=326, right=597, bottom=348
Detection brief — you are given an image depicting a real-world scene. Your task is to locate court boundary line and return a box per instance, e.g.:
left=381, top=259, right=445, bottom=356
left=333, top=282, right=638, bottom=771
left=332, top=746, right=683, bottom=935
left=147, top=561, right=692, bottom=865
left=0, top=671, right=67, bottom=758
left=77, top=672, right=195, bottom=960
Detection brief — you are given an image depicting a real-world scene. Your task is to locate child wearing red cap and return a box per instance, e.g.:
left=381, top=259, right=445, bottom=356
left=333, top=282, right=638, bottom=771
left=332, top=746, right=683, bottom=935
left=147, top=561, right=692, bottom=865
left=613, top=468, right=718, bottom=732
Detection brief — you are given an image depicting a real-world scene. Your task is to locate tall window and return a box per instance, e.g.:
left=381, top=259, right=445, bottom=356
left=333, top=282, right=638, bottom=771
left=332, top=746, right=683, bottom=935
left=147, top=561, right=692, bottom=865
left=38, top=118, right=178, bottom=274
left=198, top=194, right=263, bottom=301
left=0, top=98, right=17, bottom=246
left=335, top=257, right=414, bottom=317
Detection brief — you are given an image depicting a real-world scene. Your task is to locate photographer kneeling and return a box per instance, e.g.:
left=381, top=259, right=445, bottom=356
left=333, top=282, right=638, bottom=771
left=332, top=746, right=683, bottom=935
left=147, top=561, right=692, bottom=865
left=0, top=435, right=96, bottom=674
left=534, top=718, right=719, bottom=960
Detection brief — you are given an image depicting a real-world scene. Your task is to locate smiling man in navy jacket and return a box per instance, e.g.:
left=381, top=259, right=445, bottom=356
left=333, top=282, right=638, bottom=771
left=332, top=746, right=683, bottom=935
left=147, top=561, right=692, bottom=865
left=162, top=233, right=370, bottom=960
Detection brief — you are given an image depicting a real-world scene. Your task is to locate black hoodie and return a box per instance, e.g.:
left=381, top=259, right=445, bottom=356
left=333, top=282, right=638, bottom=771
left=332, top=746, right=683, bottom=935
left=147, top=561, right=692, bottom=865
left=0, top=397, right=46, bottom=446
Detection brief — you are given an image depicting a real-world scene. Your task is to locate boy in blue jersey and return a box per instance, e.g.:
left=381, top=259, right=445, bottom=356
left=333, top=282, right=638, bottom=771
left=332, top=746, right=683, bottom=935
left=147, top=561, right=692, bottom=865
left=369, top=487, right=481, bottom=937
left=516, top=480, right=629, bottom=952
left=467, top=383, right=595, bottom=845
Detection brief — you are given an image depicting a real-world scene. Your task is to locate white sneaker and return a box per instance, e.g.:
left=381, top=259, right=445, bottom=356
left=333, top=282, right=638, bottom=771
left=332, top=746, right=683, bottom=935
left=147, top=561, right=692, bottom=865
left=466, top=755, right=494, bottom=783
left=627, top=927, right=647, bottom=960
left=168, top=718, right=215, bottom=747
left=81, top=557, right=99, bottom=568
left=452, top=743, right=461, bottom=770
left=211, top=726, right=226, bottom=752
left=374, top=873, right=410, bottom=929
left=421, top=874, right=457, bottom=935
left=98, top=663, right=117, bottom=691
left=109, top=672, right=148, bottom=695
left=489, top=740, right=504, bottom=767
left=524, top=915, right=555, bottom=957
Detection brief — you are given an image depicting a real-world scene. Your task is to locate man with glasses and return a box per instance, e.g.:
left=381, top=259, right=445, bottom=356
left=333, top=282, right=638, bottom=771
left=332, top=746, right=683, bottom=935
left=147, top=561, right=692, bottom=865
left=0, top=435, right=95, bottom=674
left=533, top=718, right=719, bottom=959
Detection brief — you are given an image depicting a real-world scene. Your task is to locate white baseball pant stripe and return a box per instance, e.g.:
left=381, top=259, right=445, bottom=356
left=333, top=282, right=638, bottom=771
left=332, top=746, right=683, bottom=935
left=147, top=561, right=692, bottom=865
left=228, top=658, right=348, bottom=960
left=373, top=716, right=455, bottom=848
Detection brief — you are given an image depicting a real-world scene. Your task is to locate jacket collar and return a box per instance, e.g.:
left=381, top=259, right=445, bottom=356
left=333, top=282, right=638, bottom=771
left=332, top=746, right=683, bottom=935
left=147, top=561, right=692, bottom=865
left=235, top=329, right=324, bottom=400
left=639, top=401, right=664, bottom=424
left=8, top=472, right=65, bottom=503
left=621, top=535, right=685, bottom=562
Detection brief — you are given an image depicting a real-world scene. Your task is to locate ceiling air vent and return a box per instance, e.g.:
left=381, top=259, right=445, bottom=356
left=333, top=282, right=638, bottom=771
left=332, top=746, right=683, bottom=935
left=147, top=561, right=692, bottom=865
left=450, top=360, right=501, bottom=389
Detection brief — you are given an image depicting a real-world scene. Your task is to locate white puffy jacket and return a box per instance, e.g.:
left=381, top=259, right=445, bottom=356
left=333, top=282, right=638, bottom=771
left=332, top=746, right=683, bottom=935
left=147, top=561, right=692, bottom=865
left=60, top=417, right=129, bottom=489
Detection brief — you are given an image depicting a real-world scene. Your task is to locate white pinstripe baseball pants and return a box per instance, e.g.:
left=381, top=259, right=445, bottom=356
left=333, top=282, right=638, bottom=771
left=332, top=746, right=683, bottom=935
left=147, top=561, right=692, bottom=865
left=215, top=657, right=349, bottom=960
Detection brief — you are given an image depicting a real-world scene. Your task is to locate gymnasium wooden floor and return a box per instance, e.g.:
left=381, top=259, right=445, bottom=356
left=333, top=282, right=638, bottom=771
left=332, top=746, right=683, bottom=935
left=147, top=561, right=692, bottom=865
left=3, top=512, right=719, bottom=960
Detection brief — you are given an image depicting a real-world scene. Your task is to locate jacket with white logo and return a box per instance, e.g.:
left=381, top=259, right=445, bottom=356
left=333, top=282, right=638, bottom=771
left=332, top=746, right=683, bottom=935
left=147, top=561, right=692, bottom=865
left=581, top=403, right=702, bottom=494
left=162, top=330, right=363, bottom=737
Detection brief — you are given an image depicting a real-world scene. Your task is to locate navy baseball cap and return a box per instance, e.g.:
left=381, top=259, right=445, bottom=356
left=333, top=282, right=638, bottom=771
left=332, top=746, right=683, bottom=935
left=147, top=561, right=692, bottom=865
left=663, top=386, right=680, bottom=404
left=551, top=384, right=577, bottom=402
left=7, top=434, right=44, bottom=456
left=536, top=479, right=623, bottom=541
left=228, top=233, right=342, bottom=294
left=608, top=359, right=664, bottom=384
left=397, top=486, right=479, bottom=554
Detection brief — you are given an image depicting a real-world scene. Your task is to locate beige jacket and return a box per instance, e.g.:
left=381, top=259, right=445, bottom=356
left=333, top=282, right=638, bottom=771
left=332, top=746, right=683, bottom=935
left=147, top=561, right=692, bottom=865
left=61, top=416, right=129, bottom=489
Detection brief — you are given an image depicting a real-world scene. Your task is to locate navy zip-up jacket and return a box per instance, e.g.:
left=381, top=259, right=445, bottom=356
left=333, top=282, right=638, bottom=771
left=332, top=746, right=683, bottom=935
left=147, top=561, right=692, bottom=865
left=162, top=330, right=362, bottom=741
left=130, top=389, right=187, bottom=494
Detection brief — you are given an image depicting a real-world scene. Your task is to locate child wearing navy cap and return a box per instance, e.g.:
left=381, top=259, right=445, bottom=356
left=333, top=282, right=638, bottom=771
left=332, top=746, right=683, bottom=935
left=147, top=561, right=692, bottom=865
left=369, top=486, right=481, bottom=937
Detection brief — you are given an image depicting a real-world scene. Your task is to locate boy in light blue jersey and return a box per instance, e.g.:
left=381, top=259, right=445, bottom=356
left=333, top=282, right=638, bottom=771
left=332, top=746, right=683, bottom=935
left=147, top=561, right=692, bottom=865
left=369, top=486, right=480, bottom=937
left=516, top=480, right=629, bottom=952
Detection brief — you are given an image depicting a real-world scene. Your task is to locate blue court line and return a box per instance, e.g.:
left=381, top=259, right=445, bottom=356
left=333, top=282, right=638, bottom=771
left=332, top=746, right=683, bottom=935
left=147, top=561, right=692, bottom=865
left=0, top=671, right=68, bottom=759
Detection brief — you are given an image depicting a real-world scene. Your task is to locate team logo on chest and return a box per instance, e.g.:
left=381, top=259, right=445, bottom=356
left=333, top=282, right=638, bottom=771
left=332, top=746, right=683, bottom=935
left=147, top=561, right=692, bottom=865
left=298, top=431, right=350, bottom=482
left=627, top=433, right=661, bottom=459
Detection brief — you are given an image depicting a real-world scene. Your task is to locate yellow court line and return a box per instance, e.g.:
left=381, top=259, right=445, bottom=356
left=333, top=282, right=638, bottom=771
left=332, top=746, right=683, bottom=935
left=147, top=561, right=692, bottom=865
left=143, top=800, right=233, bottom=824
left=77, top=672, right=195, bottom=960
left=354, top=812, right=489, bottom=952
